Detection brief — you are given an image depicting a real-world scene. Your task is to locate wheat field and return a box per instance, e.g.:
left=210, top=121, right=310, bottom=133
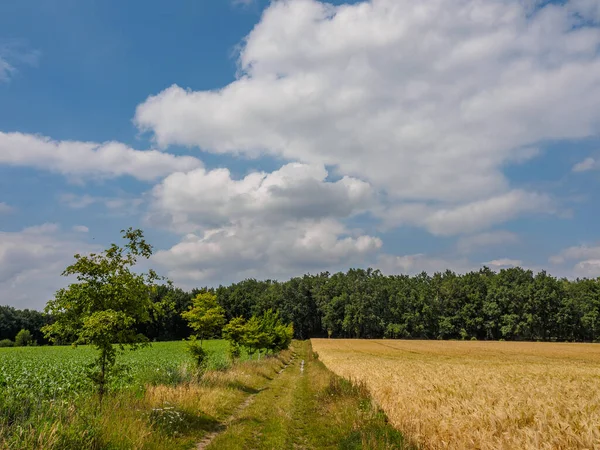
left=311, top=339, right=600, bottom=450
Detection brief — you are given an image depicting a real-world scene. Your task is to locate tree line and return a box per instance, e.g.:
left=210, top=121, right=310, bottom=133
left=3, top=267, right=600, bottom=344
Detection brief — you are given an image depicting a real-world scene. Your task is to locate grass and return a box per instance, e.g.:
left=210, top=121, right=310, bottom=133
left=208, top=341, right=409, bottom=449
left=311, top=339, right=600, bottom=450
left=0, top=340, right=285, bottom=449
left=0, top=340, right=234, bottom=400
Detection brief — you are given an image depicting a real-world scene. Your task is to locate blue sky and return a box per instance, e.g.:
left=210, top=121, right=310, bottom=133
left=1, top=0, right=600, bottom=309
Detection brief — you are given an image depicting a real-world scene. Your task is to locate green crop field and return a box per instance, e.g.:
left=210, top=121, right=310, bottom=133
left=0, top=340, right=233, bottom=403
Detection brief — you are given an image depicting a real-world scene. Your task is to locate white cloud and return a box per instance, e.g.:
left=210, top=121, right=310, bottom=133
left=377, top=253, right=474, bottom=276
left=148, top=161, right=381, bottom=285
left=0, top=203, right=13, bottom=214
left=0, top=224, right=98, bottom=309
left=134, top=0, right=600, bottom=283
left=135, top=0, right=600, bottom=211
left=573, top=259, right=600, bottom=277
left=0, top=132, right=202, bottom=181
left=550, top=244, right=600, bottom=264
left=457, top=231, right=519, bottom=254
left=381, top=190, right=553, bottom=236
left=572, top=157, right=598, bottom=172
left=550, top=244, right=600, bottom=278
left=149, top=162, right=373, bottom=232
left=484, top=258, right=523, bottom=268
left=153, top=219, right=382, bottom=286
left=72, top=225, right=89, bottom=233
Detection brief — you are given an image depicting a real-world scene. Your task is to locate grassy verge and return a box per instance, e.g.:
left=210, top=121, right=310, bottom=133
left=208, top=341, right=411, bottom=449
left=0, top=349, right=292, bottom=450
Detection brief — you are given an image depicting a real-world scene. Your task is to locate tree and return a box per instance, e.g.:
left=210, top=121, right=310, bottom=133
left=181, top=292, right=226, bottom=345
left=222, top=317, right=246, bottom=360
left=181, top=292, right=226, bottom=369
left=241, top=315, right=272, bottom=359
left=42, top=228, right=164, bottom=402
left=15, top=329, right=33, bottom=346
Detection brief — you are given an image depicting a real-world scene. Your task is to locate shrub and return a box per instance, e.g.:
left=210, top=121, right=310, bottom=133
left=186, top=337, right=209, bottom=370
left=15, top=329, right=33, bottom=347
left=0, top=339, right=14, bottom=348
left=222, top=310, right=293, bottom=360
left=227, top=343, right=241, bottom=361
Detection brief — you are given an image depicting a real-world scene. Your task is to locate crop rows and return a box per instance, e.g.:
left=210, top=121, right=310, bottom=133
left=0, top=340, right=231, bottom=402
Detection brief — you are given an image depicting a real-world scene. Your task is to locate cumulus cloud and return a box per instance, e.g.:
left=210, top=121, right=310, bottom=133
left=377, top=253, right=474, bottom=276
left=72, top=225, right=89, bottom=233
left=550, top=244, right=600, bottom=264
left=381, top=190, right=553, bottom=236
left=0, top=224, right=98, bottom=309
left=153, top=219, right=382, bottom=286
left=135, top=0, right=600, bottom=209
left=456, top=231, right=519, bottom=254
left=133, top=0, right=600, bottom=283
left=484, top=258, right=523, bottom=268
left=0, top=132, right=202, bottom=181
left=148, top=161, right=382, bottom=284
left=573, top=259, right=600, bottom=277
left=550, top=244, right=600, bottom=278
left=572, top=157, right=598, bottom=172
left=149, top=162, right=373, bottom=232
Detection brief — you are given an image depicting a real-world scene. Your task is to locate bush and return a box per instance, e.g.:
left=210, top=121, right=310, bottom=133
left=222, top=310, right=294, bottom=360
left=15, top=329, right=33, bottom=347
left=0, top=339, right=14, bottom=348
left=227, top=342, right=241, bottom=361
left=186, top=337, right=209, bottom=370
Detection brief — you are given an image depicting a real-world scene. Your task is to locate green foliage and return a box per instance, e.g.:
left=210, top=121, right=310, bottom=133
left=0, top=339, right=14, bottom=348
left=185, top=336, right=209, bottom=370
left=0, top=306, right=50, bottom=344
left=222, top=317, right=246, bottom=360
left=222, top=310, right=293, bottom=358
left=181, top=292, right=226, bottom=343
left=15, top=329, right=33, bottom=346
left=11, top=265, right=600, bottom=344
left=42, top=228, right=165, bottom=401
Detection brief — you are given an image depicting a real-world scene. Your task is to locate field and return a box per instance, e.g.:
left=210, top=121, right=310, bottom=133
left=0, top=340, right=263, bottom=450
left=311, top=339, right=600, bottom=450
left=0, top=340, right=231, bottom=401
left=0, top=340, right=407, bottom=450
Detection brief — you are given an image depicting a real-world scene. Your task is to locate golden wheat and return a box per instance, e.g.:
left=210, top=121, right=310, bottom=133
left=311, top=339, right=600, bottom=450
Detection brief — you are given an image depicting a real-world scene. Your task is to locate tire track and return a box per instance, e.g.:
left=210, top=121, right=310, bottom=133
left=195, top=352, right=296, bottom=450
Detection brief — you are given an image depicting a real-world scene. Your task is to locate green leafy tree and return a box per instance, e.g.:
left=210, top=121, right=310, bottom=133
left=238, top=315, right=269, bottom=358
left=222, top=317, right=247, bottom=360
left=181, top=292, right=226, bottom=345
left=14, top=329, right=33, bottom=346
left=181, top=292, right=226, bottom=369
left=260, top=309, right=293, bottom=352
left=42, top=228, right=164, bottom=402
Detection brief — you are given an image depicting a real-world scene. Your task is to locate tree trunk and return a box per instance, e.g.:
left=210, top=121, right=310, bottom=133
left=99, top=350, right=106, bottom=404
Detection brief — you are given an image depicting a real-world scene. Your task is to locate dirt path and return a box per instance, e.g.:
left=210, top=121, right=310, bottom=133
left=194, top=341, right=409, bottom=450
left=195, top=351, right=297, bottom=450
